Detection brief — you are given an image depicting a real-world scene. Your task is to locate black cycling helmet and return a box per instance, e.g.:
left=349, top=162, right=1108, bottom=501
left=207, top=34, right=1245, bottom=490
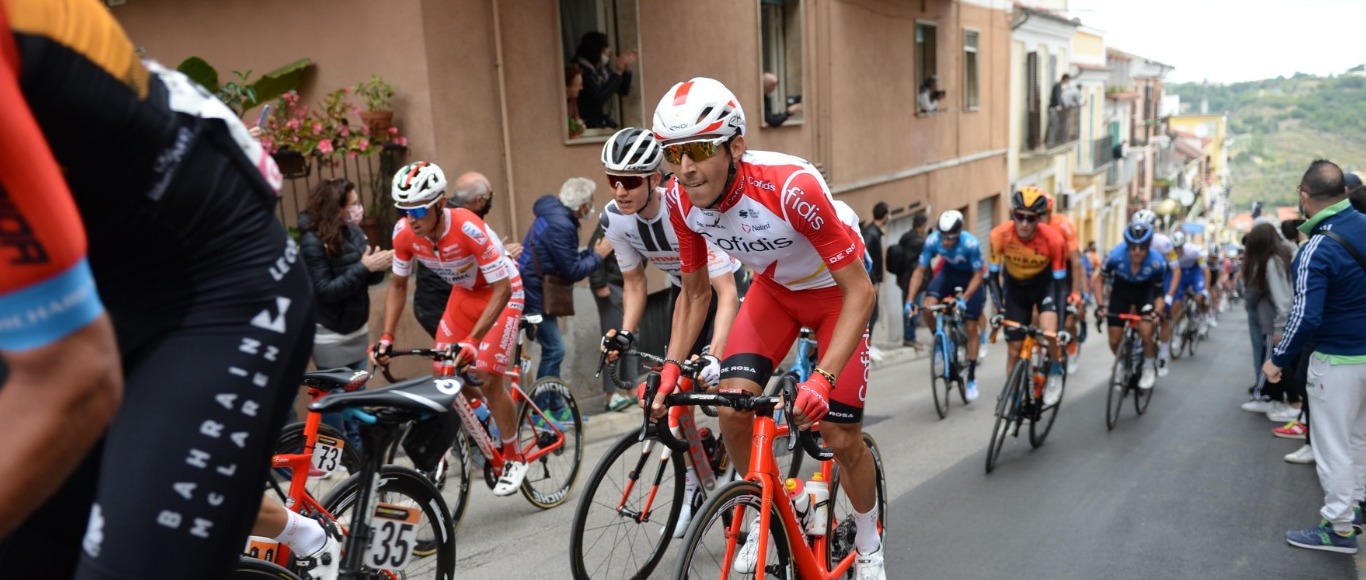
left=601, top=128, right=663, bottom=174
left=1011, top=186, right=1049, bottom=214
left=1124, top=222, right=1155, bottom=245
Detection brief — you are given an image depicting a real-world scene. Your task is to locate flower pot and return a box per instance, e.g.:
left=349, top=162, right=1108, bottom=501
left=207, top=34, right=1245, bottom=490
left=272, top=150, right=310, bottom=178
left=360, top=111, right=394, bottom=138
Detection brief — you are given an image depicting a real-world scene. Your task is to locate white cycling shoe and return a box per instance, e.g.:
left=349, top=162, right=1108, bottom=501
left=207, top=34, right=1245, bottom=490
left=855, top=547, right=887, bottom=580
left=733, top=514, right=764, bottom=574
left=492, top=460, right=529, bottom=496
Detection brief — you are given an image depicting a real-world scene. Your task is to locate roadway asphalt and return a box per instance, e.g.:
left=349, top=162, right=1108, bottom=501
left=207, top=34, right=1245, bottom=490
left=445, top=305, right=1359, bottom=578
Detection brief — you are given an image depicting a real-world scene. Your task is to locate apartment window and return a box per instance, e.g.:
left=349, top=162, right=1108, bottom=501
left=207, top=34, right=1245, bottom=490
left=559, top=0, right=642, bottom=142
left=761, top=0, right=804, bottom=126
left=963, top=30, right=980, bottom=109
left=916, top=23, right=938, bottom=91
left=975, top=195, right=998, bottom=241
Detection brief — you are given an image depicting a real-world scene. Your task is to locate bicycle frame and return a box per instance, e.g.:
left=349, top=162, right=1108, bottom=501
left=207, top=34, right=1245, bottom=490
left=791, top=327, right=817, bottom=382
left=259, top=384, right=349, bottom=567
left=929, top=304, right=964, bottom=379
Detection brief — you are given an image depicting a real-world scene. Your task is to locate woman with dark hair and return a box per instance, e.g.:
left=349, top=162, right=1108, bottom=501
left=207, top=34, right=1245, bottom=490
left=1240, top=224, right=1304, bottom=433
left=299, top=178, right=393, bottom=447
left=572, top=30, right=637, bottom=129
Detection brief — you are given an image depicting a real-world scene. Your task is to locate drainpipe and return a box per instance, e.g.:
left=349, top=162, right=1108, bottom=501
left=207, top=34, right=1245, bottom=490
left=491, top=0, right=521, bottom=235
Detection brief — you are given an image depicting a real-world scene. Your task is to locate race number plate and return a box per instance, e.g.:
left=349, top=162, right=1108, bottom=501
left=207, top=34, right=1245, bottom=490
left=365, top=503, right=420, bottom=570
left=311, top=435, right=345, bottom=474
left=243, top=536, right=280, bottom=562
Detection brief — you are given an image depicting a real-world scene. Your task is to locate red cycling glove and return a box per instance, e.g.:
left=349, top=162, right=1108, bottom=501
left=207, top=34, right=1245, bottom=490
left=794, top=371, right=833, bottom=423
left=637, top=361, right=683, bottom=408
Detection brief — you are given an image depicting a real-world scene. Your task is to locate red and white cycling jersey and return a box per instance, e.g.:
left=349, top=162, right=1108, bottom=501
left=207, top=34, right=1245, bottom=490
left=601, top=196, right=740, bottom=285
left=665, top=150, right=865, bottom=291
left=391, top=207, right=519, bottom=289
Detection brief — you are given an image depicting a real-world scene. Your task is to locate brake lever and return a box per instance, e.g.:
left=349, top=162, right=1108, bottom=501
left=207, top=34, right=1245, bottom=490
left=780, top=375, right=800, bottom=452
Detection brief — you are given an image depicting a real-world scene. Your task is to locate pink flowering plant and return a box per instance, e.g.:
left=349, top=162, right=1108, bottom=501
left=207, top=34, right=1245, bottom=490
left=261, top=86, right=407, bottom=162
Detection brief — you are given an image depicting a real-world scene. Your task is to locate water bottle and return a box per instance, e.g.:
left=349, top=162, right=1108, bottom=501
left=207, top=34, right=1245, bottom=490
left=785, top=478, right=811, bottom=530
left=805, top=473, right=829, bottom=536
left=699, top=427, right=720, bottom=472
left=471, top=398, right=499, bottom=439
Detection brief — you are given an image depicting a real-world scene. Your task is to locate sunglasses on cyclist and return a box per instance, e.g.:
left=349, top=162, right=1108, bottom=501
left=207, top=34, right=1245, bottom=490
left=399, top=205, right=435, bottom=219
left=941, top=233, right=961, bottom=241
left=1013, top=211, right=1040, bottom=223
left=662, top=137, right=729, bottom=165
left=605, top=173, right=648, bottom=191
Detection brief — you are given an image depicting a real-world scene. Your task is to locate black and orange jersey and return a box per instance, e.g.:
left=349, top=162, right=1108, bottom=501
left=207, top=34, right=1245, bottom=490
left=0, top=0, right=281, bottom=351
left=987, top=220, right=1068, bottom=283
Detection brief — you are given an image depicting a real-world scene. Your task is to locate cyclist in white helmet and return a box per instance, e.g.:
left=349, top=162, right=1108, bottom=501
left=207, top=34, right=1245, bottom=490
left=1130, top=210, right=1182, bottom=376
left=906, top=210, right=987, bottom=400
left=598, top=127, right=744, bottom=536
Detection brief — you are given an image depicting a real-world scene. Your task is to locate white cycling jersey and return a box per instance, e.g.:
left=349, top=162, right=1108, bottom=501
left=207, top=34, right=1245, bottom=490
left=600, top=195, right=740, bottom=285
left=1176, top=243, right=1206, bottom=271
left=1151, top=232, right=1180, bottom=270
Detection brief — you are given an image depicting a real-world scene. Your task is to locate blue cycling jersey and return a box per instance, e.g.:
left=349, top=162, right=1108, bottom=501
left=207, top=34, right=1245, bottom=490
left=1102, top=243, right=1169, bottom=284
left=919, top=231, right=984, bottom=272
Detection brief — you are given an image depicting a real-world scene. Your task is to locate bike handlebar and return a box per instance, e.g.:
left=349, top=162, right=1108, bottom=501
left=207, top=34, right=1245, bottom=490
left=373, top=347, right=483, bottom=386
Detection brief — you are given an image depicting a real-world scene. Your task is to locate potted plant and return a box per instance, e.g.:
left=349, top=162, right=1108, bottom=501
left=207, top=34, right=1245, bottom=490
left=355, top=75, right=396, bottom=136
left=177, top=56, right=313, bottom=118
left=259, top=91, right=328, bottom=177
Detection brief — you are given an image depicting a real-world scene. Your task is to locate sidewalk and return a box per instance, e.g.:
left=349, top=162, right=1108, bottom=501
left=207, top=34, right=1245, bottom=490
left=579, top=340, right=932, bottom=445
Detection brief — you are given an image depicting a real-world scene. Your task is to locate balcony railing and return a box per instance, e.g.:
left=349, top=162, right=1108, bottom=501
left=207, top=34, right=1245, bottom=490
left=1106, top=154, right=1137, bottom=191
left=1045, top=106, right=1081, bottom=149
left=272, top=146, right=407, bottom=247
left=1079, top=135, right=1115, bottom=174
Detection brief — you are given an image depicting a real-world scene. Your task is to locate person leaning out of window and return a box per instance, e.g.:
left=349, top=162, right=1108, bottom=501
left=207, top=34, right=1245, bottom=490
left=298, top=178, right=393, bottom=447
left=572, top=31, right=637, bottom=130
left=918, top=75, right=946, bottom=113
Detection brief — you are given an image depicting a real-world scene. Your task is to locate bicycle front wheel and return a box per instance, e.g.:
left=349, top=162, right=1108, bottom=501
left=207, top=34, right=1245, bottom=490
left=320, top=466, right=457, bottom=580
left=569, top=429, right=684, bottom=580
left=827, top=433, right=887, bottom=574
left=930, top=333, right=951, bottom=419
left=674, top=480, right=795, bottom=580
left=518, top=377, right=584, bottom=509
left=1106, top=345, right=1130, bottom=430
left=1029, top=363, right=1062, bottom=448
left=1171, top=316, right=1188, bottom=360
left=986, top=361, right=1028, bottom=474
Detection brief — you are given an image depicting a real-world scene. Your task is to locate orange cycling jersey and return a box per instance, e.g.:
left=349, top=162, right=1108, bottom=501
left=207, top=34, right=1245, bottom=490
left=987, top=220, right=1068, bottom=282
left=1046, top=212, right=1080, bottom=255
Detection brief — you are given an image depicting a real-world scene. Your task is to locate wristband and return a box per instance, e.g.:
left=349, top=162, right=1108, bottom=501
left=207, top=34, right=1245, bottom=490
left=812, top=367, right=837, bottom=386
left=1164, top=295, right=1173, bottom=307
left=380, top=332, right=394, bottom=345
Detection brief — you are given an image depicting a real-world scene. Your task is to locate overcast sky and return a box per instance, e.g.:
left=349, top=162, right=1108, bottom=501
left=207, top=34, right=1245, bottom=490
left=1066, top=0, right=1366, bottom=84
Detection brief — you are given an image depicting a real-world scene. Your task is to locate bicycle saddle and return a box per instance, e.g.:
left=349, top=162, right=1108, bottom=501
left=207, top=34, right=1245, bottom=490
left=310, top=375, right=461, bottom=417
left=301, top=368, right=370, bottom=393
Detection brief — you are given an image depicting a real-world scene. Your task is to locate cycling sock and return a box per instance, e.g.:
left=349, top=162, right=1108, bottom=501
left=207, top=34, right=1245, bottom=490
left=1145, top=356, right=1157, bottom=369
left=681, top=469, right=700, bottom=514
left=1159, top=342, right=1171, bottom=360
left=968, top=361, right=977, bottom=381
left=502, top=436, right=521, bottom=461
left=275, top=509, right=327, bottom=557
left=853, top=506, right=881, bottom=554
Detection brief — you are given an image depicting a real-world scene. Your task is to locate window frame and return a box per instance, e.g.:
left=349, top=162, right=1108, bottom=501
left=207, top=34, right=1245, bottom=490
left=556, top=0, right=644, bottom=145
left=962, top=28, right=981, bottom=111
left=757, top=0, right=806, bottom=128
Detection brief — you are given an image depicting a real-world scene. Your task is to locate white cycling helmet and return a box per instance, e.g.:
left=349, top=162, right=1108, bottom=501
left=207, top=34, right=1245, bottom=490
left=652, top=77, right=746, bottom=143
left=1170, top=231, right=1187, bottom=247
left=392, top=161, right=447, bottom=208
left=937, top=210, right=964, bottom=235
left=602, top=128, right=662, bottom=174
left=1131, top=209, right=1158, bottom=225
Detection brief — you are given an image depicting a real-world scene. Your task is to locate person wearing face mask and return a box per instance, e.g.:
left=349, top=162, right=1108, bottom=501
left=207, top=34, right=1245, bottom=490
left=298, top=178, right=392, bottom=447
left=572, top=31, right=637, bottom=130
left=412, top=171, right=523, bottom=338
left=517, top=177, right=614, bottom=380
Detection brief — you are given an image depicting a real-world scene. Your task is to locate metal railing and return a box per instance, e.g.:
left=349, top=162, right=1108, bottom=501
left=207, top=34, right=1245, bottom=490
left=272, top=146, right=407, bottom=247
left=1045, top=107, right=1081, bottom=149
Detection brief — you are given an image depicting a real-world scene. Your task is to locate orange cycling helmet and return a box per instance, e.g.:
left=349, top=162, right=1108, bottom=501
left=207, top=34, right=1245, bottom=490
left=1011, top=186, right=1049, bottom=214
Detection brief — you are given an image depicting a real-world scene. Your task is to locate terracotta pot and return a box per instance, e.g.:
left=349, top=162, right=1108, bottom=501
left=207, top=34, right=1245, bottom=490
left=272, top=150, right=310, bottom=178
left=360, top=110, right=394, bottom=138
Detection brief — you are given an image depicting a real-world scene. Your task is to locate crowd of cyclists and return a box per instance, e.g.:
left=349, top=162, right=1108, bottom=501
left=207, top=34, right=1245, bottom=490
left=0, top=2, right=1260, bottom=578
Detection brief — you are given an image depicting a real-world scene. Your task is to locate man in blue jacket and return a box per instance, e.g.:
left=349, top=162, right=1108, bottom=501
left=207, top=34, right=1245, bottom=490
left=518, top=177, right=613, bottom=378
left=1267, top=159, right=1366, bottom=554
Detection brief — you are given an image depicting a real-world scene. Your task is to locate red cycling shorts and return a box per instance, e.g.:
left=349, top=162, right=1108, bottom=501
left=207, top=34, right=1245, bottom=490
left=434, top=277, right=525, bottom=375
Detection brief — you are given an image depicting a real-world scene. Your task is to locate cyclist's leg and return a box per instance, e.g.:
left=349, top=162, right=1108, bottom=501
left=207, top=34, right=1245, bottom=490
left=438, top=285, right=524, bottom=463
left=1001, top=277, right=1037, bottom=374
left=716, top=278, right=801, bottom=478
left=962, top=283, right=985, bottom=374
left=922, top=268, right=952, bottom=329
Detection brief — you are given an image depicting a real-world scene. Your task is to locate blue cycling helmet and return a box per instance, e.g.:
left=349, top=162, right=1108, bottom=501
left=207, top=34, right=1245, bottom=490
left=1124, top=222, right=1154, bottom=245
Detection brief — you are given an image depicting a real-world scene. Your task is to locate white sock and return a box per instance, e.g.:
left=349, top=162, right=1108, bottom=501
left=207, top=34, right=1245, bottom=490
left=274, top=509, right=327, bottom=557
left=1145, top=356, right=1157, bottom=369
left=681, top=469, right=700, bottom=512
left=853, top=506, right=881, bottom=555
left=1159, top=342, right=1170, bottom=360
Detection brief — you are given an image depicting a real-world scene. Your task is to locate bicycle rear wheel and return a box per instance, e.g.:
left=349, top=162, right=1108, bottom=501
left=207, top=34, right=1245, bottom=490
left=1134, top=358, right=1156, bottom=415
left=930, top=333, right=951, bottom=419
left=986, top=362, right=1027, bottom=474
left=827, top=433, right=887, bottom=574
left=674, top=480, right=795, bottom=580
left=231, top=557, right=300, bottom=579
left=1171, top=316, right=1188, bottom=360
left=1185, top=317, right=1201, bottom=358
left=1029, top=362, right=1062, bottom=448
left=569, top=430, right=684, bottom=580
left=1106, top=344, right=1130, bottom=430
left=518, top=377, right=583, bottom=509
left=320, top=466, right=457, bottom=580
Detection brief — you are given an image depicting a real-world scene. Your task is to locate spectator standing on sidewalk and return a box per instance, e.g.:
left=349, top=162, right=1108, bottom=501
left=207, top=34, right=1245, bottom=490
left=587, top=220, right=636, bottom=411
left=1266, top=159, right=1366, bottom=554
left=895, top=213, right=930, bottom=349
left=863, top=202, right=889, bottom=361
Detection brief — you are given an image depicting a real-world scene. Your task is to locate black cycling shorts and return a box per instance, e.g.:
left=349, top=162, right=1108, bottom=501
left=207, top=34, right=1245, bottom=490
left=1106, top=280, right=1159, bottom=327
left=1002, top=276, right=1059, bottom=342
left=0, top=119, right=316, bottom=580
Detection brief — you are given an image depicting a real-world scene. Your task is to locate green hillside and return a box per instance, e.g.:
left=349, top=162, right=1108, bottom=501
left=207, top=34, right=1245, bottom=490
left=1167, top=73, right=1366, bottom=210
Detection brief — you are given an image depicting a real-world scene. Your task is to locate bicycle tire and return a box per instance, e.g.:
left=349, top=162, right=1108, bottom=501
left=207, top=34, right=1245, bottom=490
left=1185, top=318, right=1201, bottom=358
left=1029, top=360, right=1062, bottom=449
left=270, top=422, right=363, bottom=504
left=1171, top=316, right=1187, bottom=360
left=426, top=427, right=473, bottom=539
left=319, top=465, right=457, bottom=580
left=674, top=479, right=795, bottom=580
left=1134, top=355, right=1156, bottom=416
left=827, top=433, right=887, bottom=575
left=569, top=430, right=684, bottom=580
left=230, top=557, right=301, bottom=579
left=518, top=377, right=583, bottom=509
left=1106, top=342, right=1130, bottom=430
left=930, top=333, right=951, bottom=419
left=986, top=361, right=1027, bottom=474
left=952, top=326, right=971, bottom=404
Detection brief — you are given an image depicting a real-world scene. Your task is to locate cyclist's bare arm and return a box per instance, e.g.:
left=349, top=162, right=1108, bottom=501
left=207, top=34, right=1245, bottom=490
left=906, top=265, right=929, bottom=305
left=0, top=316, right=122, bottom=537
left=1069, top=249, right=1084, bottom=296
left=706, top=271, right=740, bottom=357
left=664, top=268, right=713, bottom=365
left=965, top=270, right=985, bottom=303
left=373, top=273, right=410, bottom=365
left=620, top=265, right=648, bottom=334
left=817, top=261, right=876, bottom=375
